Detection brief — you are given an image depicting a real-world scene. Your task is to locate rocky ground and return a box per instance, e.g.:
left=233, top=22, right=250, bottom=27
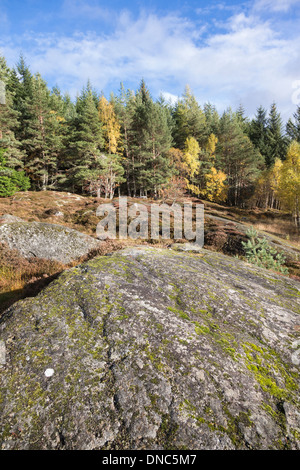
left=0, top=192, right=299, bottom=450
left=0, top=246, right=299, bottom=450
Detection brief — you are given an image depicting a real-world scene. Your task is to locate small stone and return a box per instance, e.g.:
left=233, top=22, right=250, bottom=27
left=45, top=368, right=54, bottom=378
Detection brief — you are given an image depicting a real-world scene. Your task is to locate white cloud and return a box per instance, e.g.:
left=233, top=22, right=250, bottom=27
left=1, top=6, right=299, bottom=120
left=254, top=0, right=300, bottom=12
left=160, top=91, right=179, bottom=105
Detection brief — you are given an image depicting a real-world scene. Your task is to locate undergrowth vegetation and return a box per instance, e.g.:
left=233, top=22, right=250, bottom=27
left=0, top=239, right=126, bottom=314
left=242, top=227, right=288, bottom=274
left=0, top=191, right=299, bottom=315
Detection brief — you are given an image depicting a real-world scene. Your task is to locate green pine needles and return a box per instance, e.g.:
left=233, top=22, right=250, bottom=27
left=242, top=226, right=288, bottom=274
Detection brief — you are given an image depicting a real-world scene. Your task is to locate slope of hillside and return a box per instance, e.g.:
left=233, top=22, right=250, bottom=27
left=0, top=246, right=299, bottom=450
left=0, top=191, right=299, bottom=315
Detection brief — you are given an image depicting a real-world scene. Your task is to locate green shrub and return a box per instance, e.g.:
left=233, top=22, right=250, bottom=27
left=0, top=176, right=17, bottom=197
left=0, top=148, right=30, bottom=197
left=242, top=226, right=288, bottom=274
left=11, top=170, right=31, bottom=191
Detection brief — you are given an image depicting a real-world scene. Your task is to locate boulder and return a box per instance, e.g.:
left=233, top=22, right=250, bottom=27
left=171, top=242, right=203, bottom=252
left=0, top=214, right=25, bottom=224
left=0, top=221, right=101, bottom=263
left=0, top=246, right=299, bottom=450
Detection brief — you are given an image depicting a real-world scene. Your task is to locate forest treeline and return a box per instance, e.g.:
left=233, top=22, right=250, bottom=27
left=0, top=54, right=300, bottom=226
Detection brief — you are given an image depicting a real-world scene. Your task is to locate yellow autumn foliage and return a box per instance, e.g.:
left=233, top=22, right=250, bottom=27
left=99, top=95, right=121, bottom=155
left=186, top=182, right=201, bottom=196
left=278, top=140, right=300, bottom=225
left=203, top=167, right=227, bottom=202
left=206, top=133, right=218, bottom=160
left=183, top=136, right=200, bottom=178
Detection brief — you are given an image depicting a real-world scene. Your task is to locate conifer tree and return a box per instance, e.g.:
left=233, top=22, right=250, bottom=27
left=248, top=105, right=268, bottom=161
left=8, top=55, right=34, bottom=146
left=6, top=57, right=64, bottom=188
left=172, top=85, right=206, bottom=149
left=203, top=102, right=220, bottom=137
left=129, top=80, right=173, bottom=196
left=66, top=87, right=105, bottom=192
left=286, top=106, right=300, bottom=143
left=265, top=103, right=287, bottom=166
left=113, top=83, right=137, bottom=195
left=21, top=74, right=64, bottom=189
left=254, top=158, right=283, bottom=209
left=217, top=111, right=263, bottom=206
left=0, top=56, right=25, bottom=169
left=92, top=153, right=125, bottom=199
left=236, top=103, right=249, bottom=134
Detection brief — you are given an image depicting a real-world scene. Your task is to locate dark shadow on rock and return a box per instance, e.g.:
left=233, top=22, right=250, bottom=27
left=0, top=271, right=63, bottom=316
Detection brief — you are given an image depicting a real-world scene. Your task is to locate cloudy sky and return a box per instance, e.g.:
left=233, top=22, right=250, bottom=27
left=0, top=0, right=300, bottom=121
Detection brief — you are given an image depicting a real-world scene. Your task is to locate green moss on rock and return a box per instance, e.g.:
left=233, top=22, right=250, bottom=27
left=0, top=246, right=299, bottom=450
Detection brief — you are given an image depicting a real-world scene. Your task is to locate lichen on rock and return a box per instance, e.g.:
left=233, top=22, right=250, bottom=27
left=0, top=221, right=101, bottom=263
left=0, top=246, right=299, bottom=450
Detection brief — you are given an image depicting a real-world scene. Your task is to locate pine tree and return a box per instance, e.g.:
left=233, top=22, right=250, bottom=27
left=92, top=153, right=125, bottom=199
left=236, top=103, right=249, bottom=134
left=203, top=102, right=220, bottom=137
left=286, top=106, right=300, bottom=143
left=0, top=56, right=25, bottom=169
left=113, top=83, right=137, bottom=195
left=66, top=86, right=105, bottom=193
left=217, top=111, right=263, bottom=206
left=21, top=74, right=64, bottom=190
left=254, top=158, right=283, bottom=209
left=129, top=80, right=173, bottom=196
left=172, top=101, right=189, bottom=150
left=8, top=55, right=34, bottom=146
left=265, top=103, right=287, bottom=166
left=248, top=105, right=268, bottom=161
left=172, top=85, right=206, bottom=149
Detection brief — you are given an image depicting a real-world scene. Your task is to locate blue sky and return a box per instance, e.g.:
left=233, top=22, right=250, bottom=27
left=1, top=0, right=300, bottom=120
